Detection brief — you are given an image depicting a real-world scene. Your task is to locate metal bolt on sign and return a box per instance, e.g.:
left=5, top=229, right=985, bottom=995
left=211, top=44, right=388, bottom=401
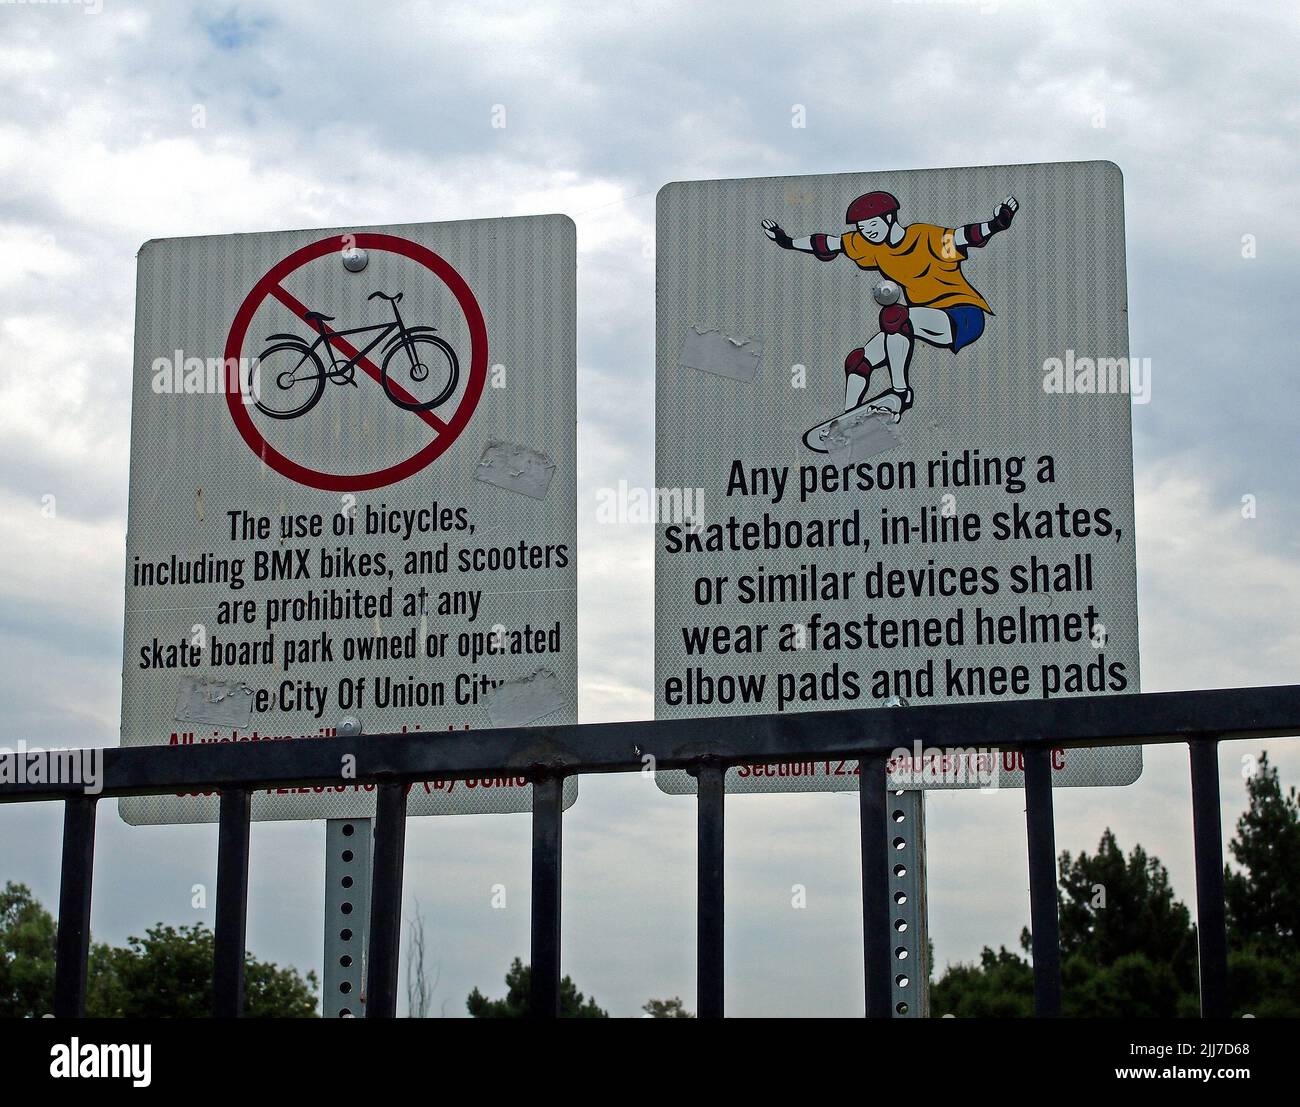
left=323, top=818, right=373, bottom=1018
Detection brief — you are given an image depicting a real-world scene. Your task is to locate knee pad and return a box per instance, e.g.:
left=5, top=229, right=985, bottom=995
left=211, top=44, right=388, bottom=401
left=844, top=347, right=873, bottom=377
left=879, top=303, right=912, bottom=335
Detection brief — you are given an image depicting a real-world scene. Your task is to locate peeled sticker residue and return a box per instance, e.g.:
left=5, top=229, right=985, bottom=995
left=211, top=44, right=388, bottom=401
left=679, top=327, right=762, bottom=382
left=485, top=668, right=567, bottom=728
left=174, top=676, right=255, bottom=729
left=475, top=441, right=557, bottom=500
left=823, top=408, right=901, bottom=464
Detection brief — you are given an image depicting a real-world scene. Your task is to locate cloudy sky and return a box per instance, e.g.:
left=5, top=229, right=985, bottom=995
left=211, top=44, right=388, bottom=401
left=1, top=0, right=1297, bottom=1017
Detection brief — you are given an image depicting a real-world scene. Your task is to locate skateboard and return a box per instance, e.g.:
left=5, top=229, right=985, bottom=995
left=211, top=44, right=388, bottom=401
left=802, top=387, right=912, bottom=454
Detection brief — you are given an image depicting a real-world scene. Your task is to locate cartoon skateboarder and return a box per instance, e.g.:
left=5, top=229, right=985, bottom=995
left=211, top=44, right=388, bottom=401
left=762, top=191, right=1018, bottom=444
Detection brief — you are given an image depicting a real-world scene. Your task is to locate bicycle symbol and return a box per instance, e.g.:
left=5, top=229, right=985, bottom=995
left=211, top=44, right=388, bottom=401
left=251, top=291, right=460, bottom=419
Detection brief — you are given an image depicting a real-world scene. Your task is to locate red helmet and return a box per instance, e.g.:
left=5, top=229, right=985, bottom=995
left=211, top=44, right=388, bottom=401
left=846, top=191, right=899, bottom=223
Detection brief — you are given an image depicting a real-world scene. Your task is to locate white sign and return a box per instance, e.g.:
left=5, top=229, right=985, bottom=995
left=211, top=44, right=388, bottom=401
left=121, top=216, right=577, bottom=822
left=654, top=162, right=1141, bottom=792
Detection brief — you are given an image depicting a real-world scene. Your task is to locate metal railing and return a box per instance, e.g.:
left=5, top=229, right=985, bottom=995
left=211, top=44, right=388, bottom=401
left=3, top=685, right=1299, bottom=1018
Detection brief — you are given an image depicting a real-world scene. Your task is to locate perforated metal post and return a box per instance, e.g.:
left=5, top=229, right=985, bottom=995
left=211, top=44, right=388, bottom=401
left=323, top=817, right=372, bottom=1018
left=888, top=789, right=928, bottom=1018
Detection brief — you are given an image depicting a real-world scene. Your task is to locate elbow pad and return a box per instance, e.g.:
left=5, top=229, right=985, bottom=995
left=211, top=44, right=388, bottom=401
left=811, top=233, right=838, bottom=261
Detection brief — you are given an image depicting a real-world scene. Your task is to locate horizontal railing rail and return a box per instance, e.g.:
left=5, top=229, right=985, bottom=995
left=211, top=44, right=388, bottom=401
left=3, top=685, right=1298, bottom=801
left=2, top=684, right=1297, bottom=1019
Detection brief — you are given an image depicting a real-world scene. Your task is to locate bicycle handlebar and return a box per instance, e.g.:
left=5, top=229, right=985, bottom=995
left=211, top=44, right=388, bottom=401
left=367, top=291, right=403, bottom=303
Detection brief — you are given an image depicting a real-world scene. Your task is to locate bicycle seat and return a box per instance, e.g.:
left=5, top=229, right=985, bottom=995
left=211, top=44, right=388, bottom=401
left=303, top=311, right=335, bottom=323
left=367, top=291, right=402, bottom=303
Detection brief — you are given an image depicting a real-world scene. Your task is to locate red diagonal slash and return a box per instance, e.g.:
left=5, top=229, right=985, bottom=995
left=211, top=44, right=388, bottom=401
left=270, top=284, right=449, bottom=434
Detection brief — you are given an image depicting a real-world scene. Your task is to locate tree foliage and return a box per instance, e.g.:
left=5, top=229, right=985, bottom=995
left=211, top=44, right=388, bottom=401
left=934, top=750, right=1300, bottom=1017
left=466, top=956, right=607, bottom=1018
left=1225, top=751, right=1300, bottom=956
left=0, top=884, right=318, bottom=1018
left=930, top=946, right=1033, bottom=1018
left=0, top=883, right=58, bottom=1019
left=1053, top=828, right=1198, bottom=990
left=642, top=996, right=694, bottom=1018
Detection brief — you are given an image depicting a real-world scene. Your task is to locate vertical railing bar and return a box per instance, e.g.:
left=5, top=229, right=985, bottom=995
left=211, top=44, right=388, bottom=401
left=1024, top=745, right=1063, bottom=1017
left=1189, top=738, right=1229, bottom=1018
left=53, top=794, right=97, bottom=1019
left=365, top=780, right=409, bottom=1018
left=696, top=760, right=725, bottom=1019
left=859, top=751, right=892, bottom=1018
left=213, top=787, right=252, bottom=1018
left=529, top=773, right=564, bottom=1018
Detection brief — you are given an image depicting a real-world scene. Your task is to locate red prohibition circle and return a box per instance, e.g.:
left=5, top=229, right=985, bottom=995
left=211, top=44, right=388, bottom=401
left=224, top=232, right=488, bottom=492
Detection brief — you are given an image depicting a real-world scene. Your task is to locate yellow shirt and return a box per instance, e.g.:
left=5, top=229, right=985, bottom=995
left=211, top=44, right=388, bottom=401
left=841, top=224, right=991, bottom=312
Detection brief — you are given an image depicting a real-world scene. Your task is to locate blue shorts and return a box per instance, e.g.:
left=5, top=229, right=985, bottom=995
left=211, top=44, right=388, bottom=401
left=945, top=305, right=986, bottom=353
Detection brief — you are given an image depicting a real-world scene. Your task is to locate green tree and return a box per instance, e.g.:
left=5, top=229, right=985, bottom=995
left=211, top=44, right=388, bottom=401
left=0, top=883, right=318, bottom=1018
left=935, top=828, right=1202, bottom=1017
left=642, top=996, right=693, bottom=1018
left=1225, top=751, right=1300, bottom=957
left=92, top=924, right=317, bottom=1018
left=1225, top=944, right=1300, bottom=1018
left=1062, top=952, right=1198, bottom=1019
left=467, top=957, right=607, bottom=1018
left=0, top=883, right=58, bottom=1018
left=931, top=946, right=1034, bottom=1018
left=1047, top=828, right=1198, bottom=991
left=933, top=756, right=1300, bottom=1017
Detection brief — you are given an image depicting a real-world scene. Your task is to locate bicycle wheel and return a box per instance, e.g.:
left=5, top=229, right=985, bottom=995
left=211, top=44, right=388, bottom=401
left=381, top=334, right=459, bottom=412
left=252, top=342, right=326, bottom=419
